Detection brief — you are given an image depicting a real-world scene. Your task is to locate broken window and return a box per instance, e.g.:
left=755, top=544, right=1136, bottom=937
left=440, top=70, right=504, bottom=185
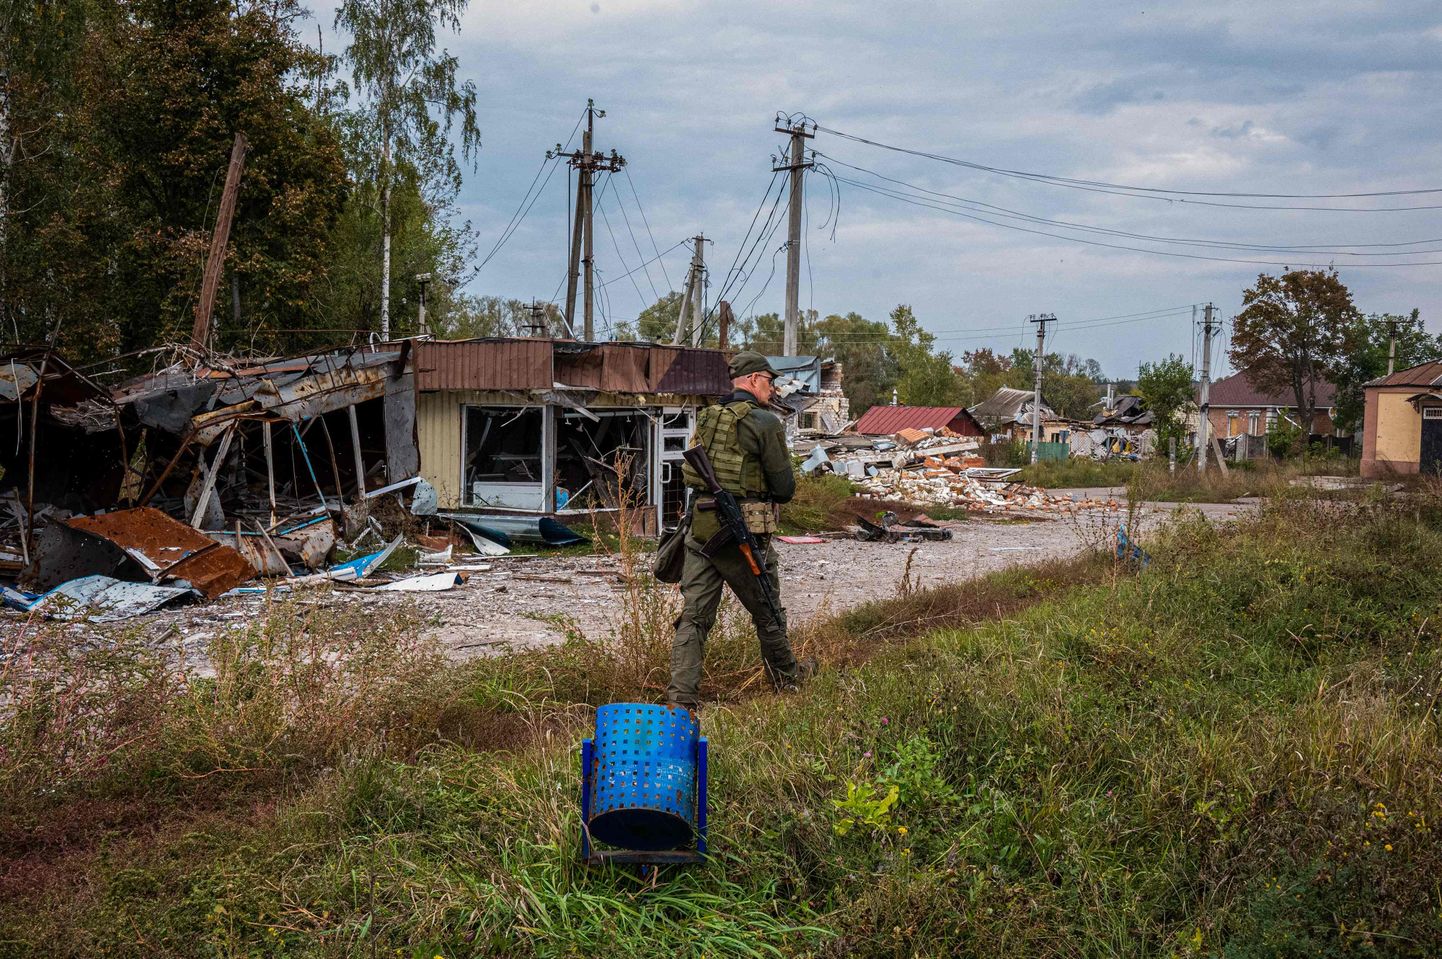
left=553, top=409, right=652, bottom=513
left=465, top=406, right=546, bottom=509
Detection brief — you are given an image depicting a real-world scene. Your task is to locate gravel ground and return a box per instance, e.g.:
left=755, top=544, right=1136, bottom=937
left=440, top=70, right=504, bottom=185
left=1, top=499, right=1255, bottom=661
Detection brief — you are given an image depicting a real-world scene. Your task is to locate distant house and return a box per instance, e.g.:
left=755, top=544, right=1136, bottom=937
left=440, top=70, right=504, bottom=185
left=1205, top=370, right=1342, bottom=439
left=1361, top=359, right=1442, bottom=477
left=853, top=404, right=984, bottom=437
left=969, top=387, right=1072, bottom=443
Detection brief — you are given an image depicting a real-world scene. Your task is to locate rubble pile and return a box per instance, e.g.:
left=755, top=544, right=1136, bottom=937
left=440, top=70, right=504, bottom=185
left=802, top=426, right=1120, bottom=515
left=0, top=347, right=587, bottom=624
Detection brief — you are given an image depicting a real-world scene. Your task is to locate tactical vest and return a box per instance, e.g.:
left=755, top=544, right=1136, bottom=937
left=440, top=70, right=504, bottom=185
left=682, top=400, right=768, bottom=498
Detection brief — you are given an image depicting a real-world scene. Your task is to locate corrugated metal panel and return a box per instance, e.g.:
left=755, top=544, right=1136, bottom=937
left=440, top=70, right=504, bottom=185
left=417, top=391, right=465, bottom=509
left=1369, top=360, right=1442, bottom=389
left=598, top=344, right=650, bottom=392
left=415, top=340, right=552, bottom=391
left=654, top=347, right=730, bottom=396
left=854, top=406, right=966, bottom=436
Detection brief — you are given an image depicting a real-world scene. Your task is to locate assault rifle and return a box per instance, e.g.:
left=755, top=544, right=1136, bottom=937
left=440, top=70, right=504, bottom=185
left=682, top=443, right=784, bottom=628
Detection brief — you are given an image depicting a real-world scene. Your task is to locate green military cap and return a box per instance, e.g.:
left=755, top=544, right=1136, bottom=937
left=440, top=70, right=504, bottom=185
left=728, top=350, right=778, bottom=379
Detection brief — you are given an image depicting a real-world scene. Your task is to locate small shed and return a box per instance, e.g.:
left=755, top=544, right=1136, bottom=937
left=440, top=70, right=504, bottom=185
left=413, top=338, right=731, bottom=530
left=852, top=404, right=984, bottom=437
left=1362, top=360, right=1442, bottom=477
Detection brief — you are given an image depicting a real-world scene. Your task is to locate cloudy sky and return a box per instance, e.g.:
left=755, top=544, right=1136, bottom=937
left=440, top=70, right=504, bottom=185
left=323, top=0, right=1442, bottom=379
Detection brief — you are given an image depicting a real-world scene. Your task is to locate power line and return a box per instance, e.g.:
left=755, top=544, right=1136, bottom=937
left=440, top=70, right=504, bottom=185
left=817, top=123, right=1442, bottom=210
left=474, top=156, right=562, bottom=273
left=622, top=167, right=674, bottom=290
left=818, top=152, right=1442, bottom=255
left=611, top=180, right=662, bottom=301
left=694, top=172, right=785, bottom=341
left=595, top=180, right=649, bottom=310
left=833, top=175, right=1442, bottom=268
left=599, top=238, right=689, bottom=288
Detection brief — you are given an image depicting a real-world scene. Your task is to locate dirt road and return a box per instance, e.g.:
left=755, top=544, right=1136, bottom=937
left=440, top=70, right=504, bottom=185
left=4, top=500, right=1253, bottom=661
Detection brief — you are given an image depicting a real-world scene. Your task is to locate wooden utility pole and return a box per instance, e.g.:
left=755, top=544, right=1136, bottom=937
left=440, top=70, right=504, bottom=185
left=717, top=300, right=734, bottom=350
left=1028, top=313, right=1054, bottom=464
left=552, top=100, right=625, bottom=341
left=773, top=114, right=814, bottom=357
left=192, top=133, right=248, bottom=353
left=1198, top=302, right=1216, bottom=473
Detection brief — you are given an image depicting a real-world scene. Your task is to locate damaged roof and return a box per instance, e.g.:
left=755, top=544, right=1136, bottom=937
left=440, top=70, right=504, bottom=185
left=111, top=347, right=411, bottom=442
left=970, top=387, right=1057, bottom=426
left=415, top=338, right=731, bottom=396
left=1364, top=360, right=1442, bottom=389
left=1093, top=395, right=1155, bottom=427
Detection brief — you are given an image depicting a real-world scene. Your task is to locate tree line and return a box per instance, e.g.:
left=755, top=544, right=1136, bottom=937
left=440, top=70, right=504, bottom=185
left=1, top=0, right=477, bottom=360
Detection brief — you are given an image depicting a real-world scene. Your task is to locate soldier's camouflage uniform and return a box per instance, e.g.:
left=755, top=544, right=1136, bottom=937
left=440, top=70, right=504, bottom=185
left=665, top=388, right=802, bottom=707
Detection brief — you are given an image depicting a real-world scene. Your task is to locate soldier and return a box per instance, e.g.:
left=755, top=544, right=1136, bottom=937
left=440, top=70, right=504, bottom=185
left=665, top=351, right=813, bottom=709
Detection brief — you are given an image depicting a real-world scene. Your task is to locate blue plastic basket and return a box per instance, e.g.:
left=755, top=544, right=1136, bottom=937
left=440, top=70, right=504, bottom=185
left=583, top=703, right=703, bottom=854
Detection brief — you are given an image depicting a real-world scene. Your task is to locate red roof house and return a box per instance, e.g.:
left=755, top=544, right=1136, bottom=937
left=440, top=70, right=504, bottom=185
left=852, top=405, right=984, bottom=437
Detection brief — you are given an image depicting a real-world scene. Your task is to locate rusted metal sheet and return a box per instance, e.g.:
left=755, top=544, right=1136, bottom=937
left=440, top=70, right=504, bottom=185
left=598, top=344, right=650, bottom=392
left=653, top=346, right=730, bottom=396
left=415, top=339, right=553, bottom=391
left=63, top=507, right=254, bottom=597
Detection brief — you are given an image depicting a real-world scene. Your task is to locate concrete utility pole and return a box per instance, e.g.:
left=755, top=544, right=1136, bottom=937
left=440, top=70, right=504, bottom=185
left=1387, top=316, right=1398, bottom=375
left=1028, top=313, right=1054, bottom=464
left=525, top=300, right=549, bottom=337
left=1198, top=302, right=1216, bottom=473
left=415, top=273, right=431, bottom=333
left=192, top=133, right=249, bottom=354
left=551, top=100, right=625, bottom=341
left=671, top=235, right=710, bottom=345
left=773, top=114, right=814, bottom=357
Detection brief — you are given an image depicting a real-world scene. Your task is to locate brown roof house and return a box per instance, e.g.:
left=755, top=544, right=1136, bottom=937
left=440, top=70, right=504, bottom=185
left=1361, top=360, right=1442, bottom=477
left=1204, top=370, right=1342, bottom=440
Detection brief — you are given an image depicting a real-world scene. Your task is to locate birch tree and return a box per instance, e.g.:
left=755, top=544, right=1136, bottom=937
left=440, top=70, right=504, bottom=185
left=334, top=0, right=479, bottom=338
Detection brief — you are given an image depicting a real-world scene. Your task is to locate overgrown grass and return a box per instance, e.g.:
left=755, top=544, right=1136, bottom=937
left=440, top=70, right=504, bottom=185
left=1017, top=457, right=1137, bottom=489
left=5, top=490, right=1442, bottom=956
left=1127, top=456, right=1361, bottom=503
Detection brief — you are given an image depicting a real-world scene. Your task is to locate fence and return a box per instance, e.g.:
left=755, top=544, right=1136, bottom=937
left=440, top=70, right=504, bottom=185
left=1027, top=441, right=1071, bottom=462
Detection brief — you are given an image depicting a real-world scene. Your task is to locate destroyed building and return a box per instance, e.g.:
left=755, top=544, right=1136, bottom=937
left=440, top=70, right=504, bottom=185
left=0, top=345, right=419, bottom=604
left=969, top=386, right=1074, bottom=444
left=766, top=356, right=850, bottom=434
left=412, top=338, right=730, bottom=532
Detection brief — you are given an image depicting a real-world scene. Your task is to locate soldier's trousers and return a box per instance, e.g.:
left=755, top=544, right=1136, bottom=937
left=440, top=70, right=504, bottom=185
left=665, top=535, right=800, bottom=707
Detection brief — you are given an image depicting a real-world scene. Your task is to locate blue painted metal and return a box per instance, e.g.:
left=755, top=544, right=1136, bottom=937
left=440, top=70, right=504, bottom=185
left=1116, top=526, right=1151, bottom=567
left=696, top=738, right=709, bottom=855
left=290, top=422, right=329, bottom=512
left=580, top=738, right=595, bottom=861
left=586, top=703, right=700, bottom=853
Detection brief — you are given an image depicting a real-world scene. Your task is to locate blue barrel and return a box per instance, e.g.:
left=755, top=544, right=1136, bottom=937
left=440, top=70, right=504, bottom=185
left=587, top=703, right=700, bottom=851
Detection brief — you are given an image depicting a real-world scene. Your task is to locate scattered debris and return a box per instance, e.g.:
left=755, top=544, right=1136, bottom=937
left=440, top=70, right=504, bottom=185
left=373, top=571, right=467, bottom=592
left=777, top=535, right=826, bottom=544
left=854, top=512, right=954, bottom=543
left=3, top=575, right=197, bottom=622
left=795, top=422, right=1123, bottom=515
